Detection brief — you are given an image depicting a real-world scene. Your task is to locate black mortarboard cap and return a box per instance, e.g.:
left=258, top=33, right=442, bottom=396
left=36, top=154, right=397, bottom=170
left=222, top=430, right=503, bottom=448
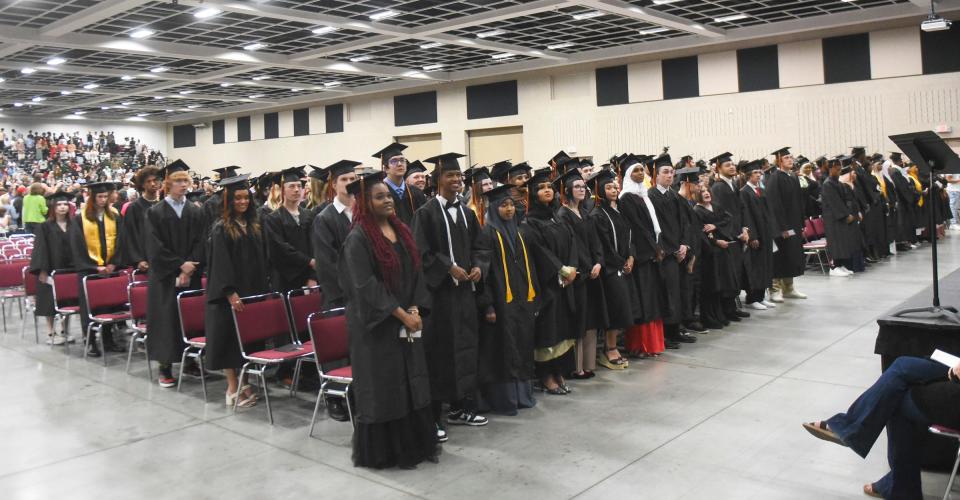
left=425, top=152, right=465, bottom=175
left=581, top=158, right=594, bottom=167
left=870, top=153, right=884, bottom=163
left=278, top=166, right=306, bottom=184
left=489, top=160, right=513, bottom=182
left=405, top=160, right=426, bottom=177
left=508, top=161, right=532, bottom=177
left=851, top=146, right=866, bottom=156
left=307, top=165, right=328, bottom=181
left=327, top=160, right=362, bottom=180
left=483, top=183, right=513, bottom=204
left=162, top=159, right=189, bottom=178
left=676, top=166, right=701, bottom=183
left=553, top=168, right=583, bottom=191
left=889, top=152, right=903, bottom=162
left=186, top=190, right=205, bottom=203
left=550, top=151, right=570, bottom=166
left=45, top=190, right=73, bottom=203
left=654, top=154, right=673, bottom=169
left=556, top=156, right=581, bottom=175
left=586, top=168, right=616, bottom=187
left=219, top=174, right=251, bottom=191
left=87, top=181, right=117, bottom=194
left=256, top=172, right=275, bottom=191
left=796, top=155, right=810, bottom=165
left=523, top=167, right=553, bottom=188
left=771, top=147, right=791, bottom=158
left=464, top=166, right=490, bottom=186
left=212, top=165, right=241, bottom=180
left=346, top=170, right=386, bottom=197
left=739, top=159, right=764, bottom=174
left=620, top=154, right=642, bottom=170
left=372, top=142, right=408, bottom=161
left=710, top=152, right=733, bottom=165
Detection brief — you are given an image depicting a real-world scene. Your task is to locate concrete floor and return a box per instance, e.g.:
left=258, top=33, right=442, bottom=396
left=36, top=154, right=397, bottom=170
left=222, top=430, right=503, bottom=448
left=2, top=236, right=959, bottom=500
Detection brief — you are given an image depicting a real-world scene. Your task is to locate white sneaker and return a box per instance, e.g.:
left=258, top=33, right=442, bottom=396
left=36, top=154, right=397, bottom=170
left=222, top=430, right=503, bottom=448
left=52, top=334, right=66, bottom=345
left=839, top=266, right=854, bottom=275
left=760, top=300, right=777, bottom=308
left=747, top=302, right=768, bottom=310
left=45, top=335, right=54, bottom=345
left=770, top=290, right=784, bottom=303
left=783, top=289, right=808, bottom=299
left=829, top=268, right=851, bottom=277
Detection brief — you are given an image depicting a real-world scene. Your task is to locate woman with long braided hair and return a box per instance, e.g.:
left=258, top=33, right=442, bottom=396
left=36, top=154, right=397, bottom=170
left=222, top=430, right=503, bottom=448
left=342, top=171, right=437, bottom=470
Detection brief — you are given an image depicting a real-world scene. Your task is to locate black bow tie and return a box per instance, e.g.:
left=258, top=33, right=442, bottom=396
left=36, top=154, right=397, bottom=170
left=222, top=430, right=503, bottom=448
left=444, top=200, right=460, bottom=210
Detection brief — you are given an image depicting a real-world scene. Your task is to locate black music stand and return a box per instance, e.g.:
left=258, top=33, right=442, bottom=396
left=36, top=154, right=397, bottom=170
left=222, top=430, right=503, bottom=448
left=889, top=131, right=960, bottom=324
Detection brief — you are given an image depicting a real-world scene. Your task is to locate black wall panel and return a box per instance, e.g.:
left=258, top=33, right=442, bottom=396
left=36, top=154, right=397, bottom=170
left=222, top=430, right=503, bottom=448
left=595, top=65, right=629, bottom=106
left=662, top=56, right=699, bottom=100
left=737, top=45, right=779, bottom=92
left=172, top=124, right=195, bottom=148
left=823, top=33, right=871, bottom=84
left=921, top=23, right=960, bottom=75
left=212, top=119, right=225, bottom=144
left=325, top=104, right=344, bottom=133
left=466, top=80, right=518, bottom=119
left=237, top=116, right=251, bottom=142
left=293, top=108, right=309, bottom=136
left=264, top=112, right=279, bottom=139
left=394, top=91, right=438, bottom=126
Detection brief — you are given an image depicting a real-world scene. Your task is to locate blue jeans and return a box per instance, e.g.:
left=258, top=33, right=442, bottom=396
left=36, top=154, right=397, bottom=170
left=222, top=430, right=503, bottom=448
left=827, top=356, right=946, bottom=499
left=948, top=190, right=960, bottom=225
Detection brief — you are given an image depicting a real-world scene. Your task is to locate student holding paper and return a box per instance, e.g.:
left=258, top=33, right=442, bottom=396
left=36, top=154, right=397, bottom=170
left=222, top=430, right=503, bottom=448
left=802, top=354, right=960, bottom=499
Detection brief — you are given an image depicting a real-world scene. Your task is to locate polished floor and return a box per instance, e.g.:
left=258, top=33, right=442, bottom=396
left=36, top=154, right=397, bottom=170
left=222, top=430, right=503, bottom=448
left=2, top=236, right=959, bottom=500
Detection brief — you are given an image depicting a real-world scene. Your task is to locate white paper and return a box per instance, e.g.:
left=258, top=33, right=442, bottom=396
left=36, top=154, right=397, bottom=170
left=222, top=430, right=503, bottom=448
left=931, top=349, right=960, bottom=368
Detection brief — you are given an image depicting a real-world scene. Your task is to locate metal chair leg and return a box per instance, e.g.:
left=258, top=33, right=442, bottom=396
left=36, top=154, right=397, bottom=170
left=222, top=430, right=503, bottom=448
left=233, top=363, right=249, bottom=413
left=177, top=347, right=189, bottom=392
left=2, top=298, right=7, bottom=333
left=144, top=340, right=152, bottom=380
left=344, top=384, right=355, bottom=428
left=197, top=350, right=208, bottom=402
left=260, top=368, right=273, bottom=425
left=82, top=323, right=92, bottom=360
left=309, top=389, right=323, bottom=437
left=126, top=333, right=136, bottom=374
left=33, top=315, right=38, bottom=344
left=944, top=445, right=960, bottom=500
left=291, top=359, right=302, bottom=397
left=99, top=325, right=107, bottom=366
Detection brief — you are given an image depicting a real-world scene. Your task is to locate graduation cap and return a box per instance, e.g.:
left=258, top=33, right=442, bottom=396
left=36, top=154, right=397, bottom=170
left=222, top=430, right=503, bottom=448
left=483, top=183, right=513, bottom=205
left=87, top=181, right=117, bottom=194
left=277, top=166, right=306, bottom=185
left=586, top=169, right=617, bottom=198
left=653, top=153, right=673, bottom=169
left=523, top=167, right=554, bottom=189
left=796, top=155, right=810, bottom=165
left=507, top=161, right=532, bottom=178
left=186, top=190, right=206, bottom=203
left=620, top=154, right=642, bottom=170
left=255, top=172, right=276, bottom=191
left=45, top=190, right=73, bottom=203
left=771, top=147, right=791, bottom=158
left=424, top=152, right=465, bottom=175
left=489, top=160, right=513, bottom=182
left=889, top=152, right=903, bottom=162
left=464, top=166, right=490, bottom=186
left=870, top=153, right=884, bottom=163
left=405, top=160, right=427, bottom=177
left=851, top=146, right=867, bottom=156
left=837, top=155, right=854, bottom=174
left=220, top=174, right=251, bottom=191
left=162, top=159, right=189, bottom=178
left=676, top=166, right=701, bottom=183
left=556, top=156, right=581, bottom=175
left=307, top=165, right=328, bottom=181
left=326, top=160, right=362, bottom=180
left=553, top=168, right=584, bottom=192
left=739, top=160, right=764, bottom=174
left=581, top=158, right=595, bottom=168
left=710, top=152, right=733, bottom=166
left=346, top=170, right=386, bottom=197
left=549, top=151, right=570, bottom=167
left=679, top=155, right=693, bottom=163
left=212, top=165, right=241, bottom=180
left=372, top=142, right=408, bottom=162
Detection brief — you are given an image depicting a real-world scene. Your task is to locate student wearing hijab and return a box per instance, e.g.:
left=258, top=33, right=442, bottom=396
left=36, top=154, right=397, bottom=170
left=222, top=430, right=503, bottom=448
left=619, top=159, right=665, bottom=357
left=341, top=171, right=438, bottom=470
left=375, top=143, right=427, bottom=225
left=29, top=190, right=75, bottom=345
left=122, top=164, right=162, bottom=272
left=764, top=148, right=807, bottom=302
left=204, top=174, right=271, bottom=408
left=739, top=160, right=777, bottom=310
left=555, top=165, right=603, bottom=378
left=475, top=184, right=538, bottom=415
left=311, top=160, right=360, bottom=308
left=520, top=167, right=580, bottom=394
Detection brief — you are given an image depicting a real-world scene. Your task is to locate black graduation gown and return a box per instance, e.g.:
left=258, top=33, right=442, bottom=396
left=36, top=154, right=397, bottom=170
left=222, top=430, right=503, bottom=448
left=589, top=204, right=639, bottom=330
left=144, top=201, right=205, bottom=364
left=519, top=211, right=579, bottom=349
left=861, top=172, right=887, bottom=255
left=29, top=218, right=74, bottom=316
left=710, top=178, right=746, bottom=288
left=121, top=196, right=158, bottom=266
left=388, top=182, right=427, bottom=226
left=556, top=205, right=603, bottom=334
left=890, top=168, right=919, bottom=242
left=619, top=193, right=663, bottom=324
left=801, top=177, right=822, bottom=217
left=201, top=192, right=222, bottom=230
left=311, top=203, right=351, bottom=307
left=764, top=169, right=806, bottom=278
left=647, top=187, right=689, bottom=323
left=265, top=207, right=314, bottom=292
left=693, top=205, right=739, bottom=295
left=821, top=178, right=862, bottom=261
left=740, top=185, right=775, bottom=292
left=476, top=224, right=538, bottom=385
left=412, top=197, right=490, bottom=403
left=67, top=210, right=126, bottom=333
left=204, top=222, right=272, bottom=370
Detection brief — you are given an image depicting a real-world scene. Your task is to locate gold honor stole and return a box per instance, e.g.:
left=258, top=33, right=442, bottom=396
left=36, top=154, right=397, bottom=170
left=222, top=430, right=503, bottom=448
left=82, top=209, right=118, bottom=266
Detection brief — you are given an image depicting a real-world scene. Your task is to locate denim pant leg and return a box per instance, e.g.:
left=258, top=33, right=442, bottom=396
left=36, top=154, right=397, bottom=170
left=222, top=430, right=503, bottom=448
left=871, top=394, right=930, bottom=500
left=948, top=191, right=960, bottom=225
left=826, top=356, right=945, bottom=458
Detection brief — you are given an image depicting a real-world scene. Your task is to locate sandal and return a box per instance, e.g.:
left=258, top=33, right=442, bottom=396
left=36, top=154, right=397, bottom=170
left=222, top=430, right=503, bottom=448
left=568, top=371, right=591, bottom=380
left=862, top=483, right=882, bottom=498
left=802, top=421, right=845, bottom=446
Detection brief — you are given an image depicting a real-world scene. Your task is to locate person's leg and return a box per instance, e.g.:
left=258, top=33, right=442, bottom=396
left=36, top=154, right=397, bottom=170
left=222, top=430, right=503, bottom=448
left=583, top=329, right=597, bottom=372
left=949, top=190, right=960, bottom=226
left=879, top=391, right=929, bottom=500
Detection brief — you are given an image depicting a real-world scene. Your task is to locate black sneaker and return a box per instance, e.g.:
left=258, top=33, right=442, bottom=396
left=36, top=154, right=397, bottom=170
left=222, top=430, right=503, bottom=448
left=684, top=321, right=708, bottom=334
left=665, top=340, right=680, bottom=349
left=674, top=332, right=697, bottom=343
left=734, top=310, right=750, bottom=318
left=447, top=409, right=488, bottom=426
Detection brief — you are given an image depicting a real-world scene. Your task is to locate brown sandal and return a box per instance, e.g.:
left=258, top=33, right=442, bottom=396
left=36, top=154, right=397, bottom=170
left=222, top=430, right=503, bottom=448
left=802, top=421, right=845, bottom=446
left=862, top=483, right=882, bottom=498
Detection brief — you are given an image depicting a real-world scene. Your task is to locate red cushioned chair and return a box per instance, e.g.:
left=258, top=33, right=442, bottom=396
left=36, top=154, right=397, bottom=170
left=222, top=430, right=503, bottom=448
left=928, top=425, right=960, bottom=500
left=20, top=266, right=39, bottom=343
left=131, top=270, right=149, bottom=283
left=51, top=270, right=80, bottom=353
left=82, top=272, right=132, bottom=365
left=285, top=286, right=323, bottom=396
left=177, top=289, right=208, bottom=401
left=21, top=246, right=33, bottom=258
left=0, top=259, right=29, bottom=333
left=307, top=308, right=353, bottom=437
left=232, top=292, right=312, bottom=424
left=1, top=246, right=22, bottom=260
left=126, top=281, right=151, bottom=379
left=811, top=217, right=826, bottom=239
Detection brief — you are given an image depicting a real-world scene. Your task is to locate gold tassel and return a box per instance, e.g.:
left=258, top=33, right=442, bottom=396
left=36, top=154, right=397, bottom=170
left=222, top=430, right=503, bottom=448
left=496, top=231, right=513, bottom=303
left=519, top=233, right=536, bottom=302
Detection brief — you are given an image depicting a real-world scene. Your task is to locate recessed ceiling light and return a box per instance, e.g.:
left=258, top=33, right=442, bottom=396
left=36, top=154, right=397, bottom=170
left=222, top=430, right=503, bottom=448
left=60, top=90, right=72, bottom=95
left=32, top=97, right=44, bottom=102
left=572, top=11, right=604, bottom=21
left=13, top=103, right=23, bottom=107
left=82, top=83, right=99, bottom=89
left=422, top=63, right=445, bottom=71
left=652, top=0, right=682, bottom=4
left=193, top=7, right=221, bottom=19
left=220, top=82, right=233, bottom=87
left=46, top=57, right=66, bottom=66
left=187, top=105, right=201, bottom=109
left=714, top=14, right=748, bottom=22
left=477, top=29, right=505, bottom=38
left=20, top=67, right=36, bottom=74
left=150, top=66, right=168, bottom=73
left=323, top=81, right=342, bottom=87
left=136, top=113, right=149, bottom=117
left=247, top=94, right=264, bottom=99
left=528, top=50, right=543, bottom=56
left=349, top=55, right=373, bottom=62
left=420, top=42, right=444, bottom=49
left=243, top=42, right=267, bottom=51
left=130, top=28, right=154, bottom=39
left=179, top=90, right=194, bottom=95
left=312, top=26, right=338, bottom=35
left=0, top=78, right=4, bottom=83
left=73, top=111, right=85, bottom=115
left=639, top=27, right=669, bottom=35
left=121, top=101, right=133, bottom=105
left=491, top=52, right=514, bottom=60
left=153, top=96, right=165, bottom=100
left=369, top=10, right=399, bottom=21
left=120, top=75, right=135, bottom=80
left=629, top=7, right=646, bottom=14
left=290, top=88, right=302, bottom=92
left=547, top=42, right=575, bottom=50
left=251, top=75, right=270, bottom=81
left=101, top=106, right=111, bottom=110
left=165, top=109, right=174, bottom=112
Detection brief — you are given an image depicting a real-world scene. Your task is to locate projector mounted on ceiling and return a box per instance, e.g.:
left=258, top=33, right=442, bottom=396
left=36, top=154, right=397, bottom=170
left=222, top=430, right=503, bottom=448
left=922, top=0, right=953, bottom=32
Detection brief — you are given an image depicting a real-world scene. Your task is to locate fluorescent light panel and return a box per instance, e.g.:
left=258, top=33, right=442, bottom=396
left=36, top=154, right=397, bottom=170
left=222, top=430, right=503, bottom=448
left=477, top=29, right=505, bottom=38
left=194, top=7, right=221, bottom=19
left=639, top=27, right=669, bottom=35
left=572, top=11, right=604, bottom=20
left=369, top=10, right=399, bottom=21
left=714, top=14, right=748, bottom=22
left=547, top=42, right=574, bottom=50
left=130, top=28, right=154, bottom=39
left=491, top=52, right=514, bottom=60
left=422, top=63, right=445, bottom=71
left=312, top=26, right=338, bottom=35
left=420, top=42, right=444, bottom=49
left=349, top=55, right=373, bottom=62
left=243, top=42, right=267, bottom=51
left=46, top=57, right=66, bottom=66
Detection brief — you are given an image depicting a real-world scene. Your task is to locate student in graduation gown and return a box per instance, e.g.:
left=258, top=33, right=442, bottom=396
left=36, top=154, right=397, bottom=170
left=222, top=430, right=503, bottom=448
left=708, top=153, right=752, bottom=321
left=821, top=157, right=863, bottom=276
left=412, top=152, right=490, bottom=435
left=204, top=174, right=271, bottom=408
left=122, top=165, right=162, bottom=273
left=311, top=160, right=359, bottom=308
left=374, top=142, right=427, bottom=226
left=887, top=153, right=919, bottom=247
left=506, top=162, right=532, bottom=220
left=764, top=147, right=807, bottom=302
left=692, top=186, right=739, bottom=328
left=341, top=171, right=438, bottom=469
left=464, top=166, right=493, bottom=226
left=265, top=166, right=316, bottom=294
left=589, top=168, right=640, bottom=369
left=475, top=184, right=539, bottom=415
left=201, top=165, right=241, bottom=231
left=68, top=181, right=126, bottom=357
left=144, top=163, right=205, bottom=388
left=520, top=167, right=580, bottom=394
left=29, top=190, right=75, bottom=345
left=861, top=158, right=889, bottom=261
left=405, top=160, right=428, bottom=192
left=555, top=166, right=603, bottom=378
left=304, top=165, right=329, bottom=215
left=739, top=160, right=777, bottom=310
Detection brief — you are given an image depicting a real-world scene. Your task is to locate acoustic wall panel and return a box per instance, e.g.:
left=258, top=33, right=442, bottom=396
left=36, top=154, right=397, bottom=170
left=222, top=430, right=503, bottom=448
left=293, top=108, right=309, bottom=136
left=823, top=33, right=871, bottom=84
left=212, top=119, right=225, bottom=144
left=237, top=116, right=251, bottom=142
left=172, top=124, right=195, bottom=148
left=325, top=104, right=344, bottom=133
left=778, top=39, right=824, bottom=88
left=595, top=65, right=629, bottom=106
left=278, top=110, right=293, bottom=138
left=263, top=112, right=279, bottom=139
left=698, top=51, right=738, bottom=96
left=737, top=45, right=779, bottom=92
left=394, top=91, right=438, bottom=126
left=466, top=80, right=518, bottom=119
left=661, top=56, right=699, bottom=100
left=870, top=27, right=922, bottom=79
left=921, top=20, right=960, bottom=75
left=309, top=107, right=325, bottom=134
left=627, top=60, right=663, bottom=102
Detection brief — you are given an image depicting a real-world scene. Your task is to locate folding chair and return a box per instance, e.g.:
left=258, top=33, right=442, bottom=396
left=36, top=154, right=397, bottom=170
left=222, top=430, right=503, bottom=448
left=20, top=266, right=39, bottom=343
left=131, top=269, right=149, bottom=283
left=307, top=308, right=353, bottom=437
left=21, top=246, right=33, bottom=258
left=929, top=425, right=960, bottom=500
left=232, top=292, right=312, bottom=424
left=1, top=246, right=22, bottom=260
left=51, top=270, right=80, bottom=352
left=285, top=286, right=323, bottom=396
left=126, top=281, right=151, bottom=379
left=82, top=272, right=132, bottom=365
left=0, top=259, right=29, bottom=333
left=177, top=289, right=208, bottom=401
